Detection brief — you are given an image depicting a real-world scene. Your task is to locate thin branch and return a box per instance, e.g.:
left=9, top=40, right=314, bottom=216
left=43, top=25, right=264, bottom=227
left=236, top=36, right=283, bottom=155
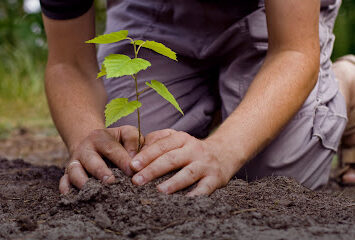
left=126, top=37, right=138, bottom=58
left=126, top=37, right=134, bottom=43
left=136, top=41, right=146, bottom=56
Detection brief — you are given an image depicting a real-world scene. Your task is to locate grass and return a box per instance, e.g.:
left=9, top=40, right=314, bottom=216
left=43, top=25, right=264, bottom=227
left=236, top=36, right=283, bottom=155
left=332, top=0, right=355, bottom=60
left=0, top=42, right=54, bottom=139
left=0, top=0, right=107, bottom=139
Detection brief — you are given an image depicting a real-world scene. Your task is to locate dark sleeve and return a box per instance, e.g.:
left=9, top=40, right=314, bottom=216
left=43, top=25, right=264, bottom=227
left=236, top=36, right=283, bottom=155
left=40, top=0, right=94, bottom=20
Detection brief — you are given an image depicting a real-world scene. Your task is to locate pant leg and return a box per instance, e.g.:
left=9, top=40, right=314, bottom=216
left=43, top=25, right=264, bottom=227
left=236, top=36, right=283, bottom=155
left=218, top=0, right=347, bottom=189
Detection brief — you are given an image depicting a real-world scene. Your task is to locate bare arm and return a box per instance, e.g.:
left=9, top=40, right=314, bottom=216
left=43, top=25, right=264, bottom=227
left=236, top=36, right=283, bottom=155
left=43, top=7, right=142, bottom=193
left=43, top=6, right=106, bottom=152
left=205, top=0, right=321, bottom=177
left=129, top=0, right=321, bottom=195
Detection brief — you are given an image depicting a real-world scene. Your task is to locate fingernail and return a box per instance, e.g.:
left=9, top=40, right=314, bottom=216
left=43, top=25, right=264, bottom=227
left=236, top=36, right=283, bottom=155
left=133, top=175, right=144, bottom=185
left=186, top=192, right=195, bottom=197
left=131, top=160, right=141, bottom=170
left=158, top=184, right=168, bottom=193
left=102, top=175, right=114, bottom=184
left=132, top=156, right=141, bottom=162
left=128, top=151, right=136, bottom=158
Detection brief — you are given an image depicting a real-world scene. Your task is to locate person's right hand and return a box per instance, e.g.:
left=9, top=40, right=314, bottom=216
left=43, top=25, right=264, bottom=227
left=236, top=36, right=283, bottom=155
left=59, top=125, right=143, bottom=194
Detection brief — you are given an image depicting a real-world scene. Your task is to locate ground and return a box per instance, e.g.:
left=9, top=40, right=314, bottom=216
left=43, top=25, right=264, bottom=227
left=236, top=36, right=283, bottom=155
left=0, top=128, right=354, bottom=240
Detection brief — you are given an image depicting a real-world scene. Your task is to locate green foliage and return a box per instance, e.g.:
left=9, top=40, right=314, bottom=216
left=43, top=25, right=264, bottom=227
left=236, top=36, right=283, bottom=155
left=332, top=0, right=355, bottom=59
left=97, top=64, right=107, bottom=78
left=133, top=40, right=177, bottom=61
left=86, top=30, right=128, bottom=44
left=0, top=0, right=107, bottom=132
left=146, top=80, right=184, bottom=115
left=103, top=54, right=151, bottom=78
left=87, top=30, right=182, bottom=134
left=105, top=98, right=142, bottom=127
left=0, top=0, right=47, bottom=100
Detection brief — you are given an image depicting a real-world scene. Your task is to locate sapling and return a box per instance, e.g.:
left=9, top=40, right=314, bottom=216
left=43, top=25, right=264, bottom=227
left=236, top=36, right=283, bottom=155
left=86, top=30, right=184, bottom=152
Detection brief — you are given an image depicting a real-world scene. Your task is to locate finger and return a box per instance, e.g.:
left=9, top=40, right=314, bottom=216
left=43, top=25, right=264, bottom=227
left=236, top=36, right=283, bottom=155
left=107, top=125, right=144, bottom=158
left=156, top=163, right=203, bottom=194
left=132, top=148, right=188, bottom=186
left=67, top=160, right=89, bottom=189
left=92, top=130, right=133, bottom=176
left=79, top=150, right=115, bottom=183
left=186, top=176, right=220, bottom=197
left=59, top=174, right=71, bottom=194
left=130, top=131, right=188, bottom=172
left=143, top=129, right=176, bottom=149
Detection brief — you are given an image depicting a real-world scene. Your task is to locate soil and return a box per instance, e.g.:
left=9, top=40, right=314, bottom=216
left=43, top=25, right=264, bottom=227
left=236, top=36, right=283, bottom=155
left=0, top=128, right=67, bottom=167
left=0, top=156, right=354, bottom=240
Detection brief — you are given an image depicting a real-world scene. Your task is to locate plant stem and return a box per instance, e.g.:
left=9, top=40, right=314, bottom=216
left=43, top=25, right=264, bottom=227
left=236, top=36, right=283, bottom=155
left=132, top=74, right=142, bottom=152
left=136, top=42, right=146, bottom=55
left=132, top=40, right=142, bottom=152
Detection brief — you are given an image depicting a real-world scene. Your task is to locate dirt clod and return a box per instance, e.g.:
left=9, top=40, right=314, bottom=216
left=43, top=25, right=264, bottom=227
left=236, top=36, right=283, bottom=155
left=16, top=216, right=38, bottom=232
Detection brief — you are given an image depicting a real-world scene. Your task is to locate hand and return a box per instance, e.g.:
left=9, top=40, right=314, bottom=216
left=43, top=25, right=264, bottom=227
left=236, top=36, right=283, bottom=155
left=59, top=125, right=143, bottom=194
left=130, top=129, right=234, bottom=196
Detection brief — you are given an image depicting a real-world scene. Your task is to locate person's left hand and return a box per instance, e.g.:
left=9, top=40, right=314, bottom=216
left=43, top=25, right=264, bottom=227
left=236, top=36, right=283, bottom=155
left=129, top=129, right=234, bottom=196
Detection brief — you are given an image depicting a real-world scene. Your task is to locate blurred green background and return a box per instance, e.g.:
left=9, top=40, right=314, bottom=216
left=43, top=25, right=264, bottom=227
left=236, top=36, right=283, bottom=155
left=0, top=0, right=354, bottom=137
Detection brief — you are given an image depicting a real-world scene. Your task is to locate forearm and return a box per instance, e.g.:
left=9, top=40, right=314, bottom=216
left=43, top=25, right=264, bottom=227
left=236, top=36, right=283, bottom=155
left=42, top=6, right=108, bottom=154
left=206, top=50, right=319, bottom=178
left=45, top=64, right=107, bottom=154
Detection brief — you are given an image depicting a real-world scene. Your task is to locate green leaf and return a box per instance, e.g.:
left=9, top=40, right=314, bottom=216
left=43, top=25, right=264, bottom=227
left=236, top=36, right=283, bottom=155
left=105, top=98, right=142, bottom=127
left=86, top=30, right=129, bottom=44
left=146, top=80, right=183, bottom=115
left=104, top=54, right=151, bottom=78
left=97, top=64, right=106, bottom=78
left=134, top=40, right=177, bottom=61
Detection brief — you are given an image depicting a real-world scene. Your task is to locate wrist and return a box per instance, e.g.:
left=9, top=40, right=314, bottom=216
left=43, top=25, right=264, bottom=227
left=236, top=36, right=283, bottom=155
left=204, top=135, right=247, bottom=180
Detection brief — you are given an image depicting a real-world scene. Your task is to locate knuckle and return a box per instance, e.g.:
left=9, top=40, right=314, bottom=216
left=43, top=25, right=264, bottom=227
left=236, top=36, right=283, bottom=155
left=121, top=125, right=137, bottom=132
left=121, top=125, right=138, bottom=136
left=185, top=166, right=197, bottom=178
left=164, top=153, right=178, bottom=168
left=158, top=141, right=170, bottom=153
left=89, top=129, right=102, bottom=138
left=141, top=169, right=154, bottom=181
left=74, top=140, right=91, bottom=156
left=176, top=131, right=190, bottom=141
left=82, top=138, right=94, bottom=148
left=204, top=181, right=214, bottom=193
left=103, top=143, right=116, bottom=157
left=71, top=150, right=81, bottom=160
left=192, top=141, right=205, bottom=153
left=164, top=129, right=176, bottom=135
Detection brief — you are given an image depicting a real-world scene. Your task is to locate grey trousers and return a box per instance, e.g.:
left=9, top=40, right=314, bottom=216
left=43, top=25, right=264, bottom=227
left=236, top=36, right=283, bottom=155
left=97, top=0, right=347, bottom=189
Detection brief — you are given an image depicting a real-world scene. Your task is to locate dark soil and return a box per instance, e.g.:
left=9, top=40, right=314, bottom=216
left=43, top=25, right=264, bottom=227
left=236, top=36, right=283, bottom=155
left=0, top=157, right=354, bottom=240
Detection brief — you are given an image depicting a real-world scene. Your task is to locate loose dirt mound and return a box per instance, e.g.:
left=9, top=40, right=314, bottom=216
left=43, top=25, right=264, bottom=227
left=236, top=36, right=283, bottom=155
left=0, top=158, right=354, bottom=240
